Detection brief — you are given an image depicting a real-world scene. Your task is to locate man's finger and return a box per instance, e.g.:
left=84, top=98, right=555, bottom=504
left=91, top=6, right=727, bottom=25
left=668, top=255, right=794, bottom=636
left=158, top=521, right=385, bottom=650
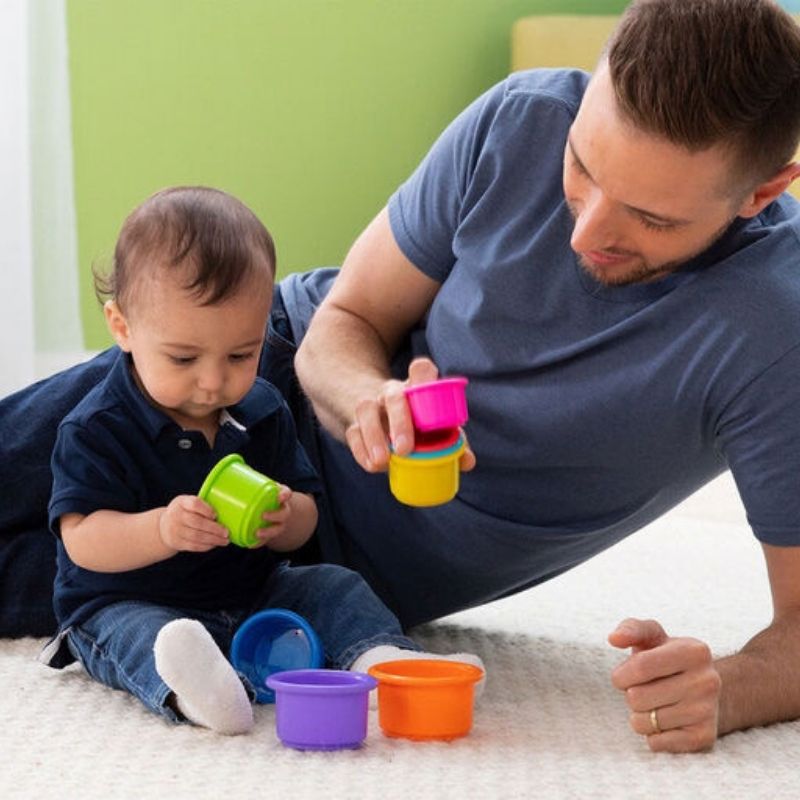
left=407, top=357, right=439, bottom=385
left=608, top=617, right=668, bottom=652
left=611, top=637, right=713, bottom=689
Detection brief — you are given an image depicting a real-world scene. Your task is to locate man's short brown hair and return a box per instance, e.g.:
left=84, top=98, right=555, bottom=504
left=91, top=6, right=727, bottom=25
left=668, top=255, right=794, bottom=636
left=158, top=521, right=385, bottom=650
left=607, top=0, right=800, bottom=188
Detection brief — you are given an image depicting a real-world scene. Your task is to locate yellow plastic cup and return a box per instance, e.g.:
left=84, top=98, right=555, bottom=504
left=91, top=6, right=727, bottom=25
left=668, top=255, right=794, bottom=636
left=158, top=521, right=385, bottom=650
left=388, top=438, right=465, bottom=507
left=368, top=659, right=484, bottom=741
left=197, top=454, right=279, bottom=548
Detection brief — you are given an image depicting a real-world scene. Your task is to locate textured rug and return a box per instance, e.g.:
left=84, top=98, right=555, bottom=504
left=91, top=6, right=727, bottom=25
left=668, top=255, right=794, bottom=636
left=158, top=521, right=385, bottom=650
left=2, top=475, right=798, bottom=800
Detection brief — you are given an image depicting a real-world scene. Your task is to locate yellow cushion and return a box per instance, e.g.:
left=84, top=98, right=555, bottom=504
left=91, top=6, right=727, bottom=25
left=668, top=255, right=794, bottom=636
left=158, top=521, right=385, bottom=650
left=510, top=14, right=800, bottom=199
left=511, top=15, right=617, bottom=73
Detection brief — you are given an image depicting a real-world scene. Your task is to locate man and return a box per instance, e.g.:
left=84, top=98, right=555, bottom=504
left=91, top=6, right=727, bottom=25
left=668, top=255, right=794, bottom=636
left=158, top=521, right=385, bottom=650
left=287, top=0, right=800, bottom=753
left=2, top=0, right=799, bottom=753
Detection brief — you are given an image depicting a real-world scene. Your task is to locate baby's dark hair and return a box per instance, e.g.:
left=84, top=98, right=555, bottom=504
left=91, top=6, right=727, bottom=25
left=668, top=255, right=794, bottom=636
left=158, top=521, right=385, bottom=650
left=94, top=186, right=276, bottom=312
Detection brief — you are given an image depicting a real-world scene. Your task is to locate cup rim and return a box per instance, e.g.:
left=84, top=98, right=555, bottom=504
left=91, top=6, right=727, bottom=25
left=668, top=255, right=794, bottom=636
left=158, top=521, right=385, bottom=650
left=230, top=609, right=324, bottom=702
left=404, top=376, right=469, bottom=398
left=197, top=453, right=245, bottom=501
left=368, top=659, right=484, bottom=686
left=390, top=438, right=465, bottom=463
left=267, top=668, right=377, bottom=695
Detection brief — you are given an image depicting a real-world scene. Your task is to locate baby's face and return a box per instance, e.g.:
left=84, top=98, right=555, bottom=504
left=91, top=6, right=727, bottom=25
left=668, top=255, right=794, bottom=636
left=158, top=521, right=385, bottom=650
left=113, top=271, right=271, bottom=429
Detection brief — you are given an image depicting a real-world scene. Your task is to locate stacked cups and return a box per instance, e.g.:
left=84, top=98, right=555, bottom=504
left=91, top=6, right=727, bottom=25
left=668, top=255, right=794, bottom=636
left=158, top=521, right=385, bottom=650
left=388, top=377, right=469, bottom=507
left=231, top=611, right=375, bottom=750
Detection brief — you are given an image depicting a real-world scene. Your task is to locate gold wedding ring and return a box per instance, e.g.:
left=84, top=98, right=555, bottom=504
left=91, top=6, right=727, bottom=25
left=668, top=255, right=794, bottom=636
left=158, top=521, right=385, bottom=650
left=649, top=708, right=662, bottom=735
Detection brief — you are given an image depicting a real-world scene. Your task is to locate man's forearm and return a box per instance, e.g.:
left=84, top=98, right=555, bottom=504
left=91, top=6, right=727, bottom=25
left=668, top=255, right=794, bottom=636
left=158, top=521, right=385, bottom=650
left=715, top=610, right=800, bottom=734
left=295, top=303, right=395, bottom=441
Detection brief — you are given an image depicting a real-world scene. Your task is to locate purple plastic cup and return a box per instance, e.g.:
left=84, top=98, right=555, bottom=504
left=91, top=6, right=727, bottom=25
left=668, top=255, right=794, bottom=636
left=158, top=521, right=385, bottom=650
left=266, top=669, right=377, bottom=750
left=404, top=376, right=469, bottom=432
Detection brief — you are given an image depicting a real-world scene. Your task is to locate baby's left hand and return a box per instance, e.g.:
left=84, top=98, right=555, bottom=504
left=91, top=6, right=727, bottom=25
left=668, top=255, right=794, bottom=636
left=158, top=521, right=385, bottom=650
left=253, top=485, right=294, bottom=548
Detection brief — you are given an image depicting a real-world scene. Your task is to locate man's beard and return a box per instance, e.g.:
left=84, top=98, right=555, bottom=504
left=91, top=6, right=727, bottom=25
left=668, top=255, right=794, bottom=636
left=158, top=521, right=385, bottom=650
left=568, top=207, right=737, bottom=287
left=576, top=253, right=679, bottom=286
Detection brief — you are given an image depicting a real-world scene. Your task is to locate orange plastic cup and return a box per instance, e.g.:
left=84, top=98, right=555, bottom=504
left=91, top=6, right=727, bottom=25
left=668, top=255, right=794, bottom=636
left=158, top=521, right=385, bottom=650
left=367, top=659, right=483, bottom=741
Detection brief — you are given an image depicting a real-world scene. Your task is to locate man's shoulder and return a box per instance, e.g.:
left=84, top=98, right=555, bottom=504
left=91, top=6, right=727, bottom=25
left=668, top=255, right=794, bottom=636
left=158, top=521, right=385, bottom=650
left=457, top=68, right=589, bottom=142
left=502, top=68, right=590, bottom=114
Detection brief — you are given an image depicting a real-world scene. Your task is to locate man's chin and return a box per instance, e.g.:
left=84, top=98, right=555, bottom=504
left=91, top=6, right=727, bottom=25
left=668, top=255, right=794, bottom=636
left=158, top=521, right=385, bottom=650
left=579, top=257, right=636, bottom=286
left=578, top=255, right=668, bottom=287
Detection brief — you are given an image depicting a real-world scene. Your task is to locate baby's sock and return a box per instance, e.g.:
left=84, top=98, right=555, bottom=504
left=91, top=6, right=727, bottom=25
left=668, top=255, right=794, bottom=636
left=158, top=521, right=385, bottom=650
left=350, top=645, right=486, bottom=705
left=154, top=618, right=253, bottom=735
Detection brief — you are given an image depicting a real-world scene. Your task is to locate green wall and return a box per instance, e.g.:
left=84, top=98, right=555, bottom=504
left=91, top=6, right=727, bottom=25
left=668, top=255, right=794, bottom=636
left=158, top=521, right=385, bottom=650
left=67, top=0, right=626, bottom=348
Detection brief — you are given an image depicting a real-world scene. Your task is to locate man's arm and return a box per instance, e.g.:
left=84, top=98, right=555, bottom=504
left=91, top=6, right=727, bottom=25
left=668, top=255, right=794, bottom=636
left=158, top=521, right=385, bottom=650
left=715, top=542, right=800, bottom=732
left=294, top=206, right=441, bottom=472
left=608, top=542, right=800, bottom=753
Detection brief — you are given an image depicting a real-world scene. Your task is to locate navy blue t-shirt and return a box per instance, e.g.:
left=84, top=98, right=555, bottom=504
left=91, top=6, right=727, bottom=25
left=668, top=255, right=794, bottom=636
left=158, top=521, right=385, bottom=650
left=49, top=350, right=320, bottom=629
left=280, top=69, right=800, bottom=627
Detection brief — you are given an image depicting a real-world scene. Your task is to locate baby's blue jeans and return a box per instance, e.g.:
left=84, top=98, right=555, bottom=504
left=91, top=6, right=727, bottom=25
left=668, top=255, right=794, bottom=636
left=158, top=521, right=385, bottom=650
left=57, top=562, right=416, bottom=722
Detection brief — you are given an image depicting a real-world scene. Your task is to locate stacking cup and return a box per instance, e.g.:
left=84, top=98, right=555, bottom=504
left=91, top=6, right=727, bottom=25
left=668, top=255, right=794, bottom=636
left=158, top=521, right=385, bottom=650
left=229, top=609, right=324, bottom=703
left=388, top=436, right=465, bottom=507
left=198, top=453, right=279, bottom=548
left=404, top=376, right=469, bottom=432
left=266, top=669, right=377, bottom=750
left=368, top=659, right=483, bottom=741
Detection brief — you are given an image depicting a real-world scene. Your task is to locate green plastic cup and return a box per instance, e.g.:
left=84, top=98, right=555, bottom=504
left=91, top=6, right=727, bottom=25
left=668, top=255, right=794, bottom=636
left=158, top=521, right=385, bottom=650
left=197, top=454, right=279, bottom=548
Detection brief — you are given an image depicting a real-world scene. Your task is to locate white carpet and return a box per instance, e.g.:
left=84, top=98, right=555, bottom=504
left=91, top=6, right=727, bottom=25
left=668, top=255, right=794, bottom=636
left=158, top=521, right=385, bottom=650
left=2, top=474, right=798, bottom=800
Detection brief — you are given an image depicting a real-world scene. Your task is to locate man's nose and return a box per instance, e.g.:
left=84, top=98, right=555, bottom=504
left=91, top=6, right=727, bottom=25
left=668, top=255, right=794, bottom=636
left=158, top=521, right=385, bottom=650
left=570, top=190, right=618, bottom=254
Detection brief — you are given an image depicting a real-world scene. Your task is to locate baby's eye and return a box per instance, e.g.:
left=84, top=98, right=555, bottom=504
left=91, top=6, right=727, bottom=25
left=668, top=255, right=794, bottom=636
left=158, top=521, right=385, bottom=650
left=229, top=351, right=256, bottom=363
left=169, top=355, right=196, bottom=365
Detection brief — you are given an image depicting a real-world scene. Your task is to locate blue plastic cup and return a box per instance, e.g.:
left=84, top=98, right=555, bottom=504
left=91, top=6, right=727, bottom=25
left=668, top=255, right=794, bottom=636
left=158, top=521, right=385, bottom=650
left=229, top=609, right=324, bottom=703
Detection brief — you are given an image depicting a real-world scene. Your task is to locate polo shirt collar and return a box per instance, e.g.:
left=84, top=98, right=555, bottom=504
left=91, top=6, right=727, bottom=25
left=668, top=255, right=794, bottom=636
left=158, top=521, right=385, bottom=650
left=107, top=350, right=277, bottom=440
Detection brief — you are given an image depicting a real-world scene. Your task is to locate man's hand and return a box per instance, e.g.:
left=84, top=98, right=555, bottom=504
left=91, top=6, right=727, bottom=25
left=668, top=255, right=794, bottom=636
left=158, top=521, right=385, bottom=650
left=608, top=618, right=721, bottom=753
left=344, top=357, right=476, bottom=473
left=344, top=365, right=427, bottom=473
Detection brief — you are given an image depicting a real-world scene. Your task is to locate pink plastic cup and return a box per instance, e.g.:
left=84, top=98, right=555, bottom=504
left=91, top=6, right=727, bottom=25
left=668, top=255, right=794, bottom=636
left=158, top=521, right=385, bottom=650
left=404, top=377, right=469, bottom=432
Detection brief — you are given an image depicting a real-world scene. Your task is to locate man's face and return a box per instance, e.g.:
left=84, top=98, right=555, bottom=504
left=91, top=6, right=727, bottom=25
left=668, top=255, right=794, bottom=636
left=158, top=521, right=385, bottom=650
left=563, top=65, right=748, bottom=286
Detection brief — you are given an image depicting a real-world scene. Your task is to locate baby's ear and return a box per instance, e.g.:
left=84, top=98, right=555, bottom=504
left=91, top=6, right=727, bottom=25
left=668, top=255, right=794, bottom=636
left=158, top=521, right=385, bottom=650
left=104, top=300, right=132, bottom=351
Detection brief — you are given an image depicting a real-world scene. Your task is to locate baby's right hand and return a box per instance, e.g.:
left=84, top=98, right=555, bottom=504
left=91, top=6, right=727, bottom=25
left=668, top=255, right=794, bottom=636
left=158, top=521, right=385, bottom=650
left=158, top=495, right=230, bottom=552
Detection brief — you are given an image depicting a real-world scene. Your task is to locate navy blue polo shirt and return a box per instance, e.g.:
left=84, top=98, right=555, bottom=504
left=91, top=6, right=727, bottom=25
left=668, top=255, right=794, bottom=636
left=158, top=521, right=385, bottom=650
left=49, top=349, right=320, bottom=630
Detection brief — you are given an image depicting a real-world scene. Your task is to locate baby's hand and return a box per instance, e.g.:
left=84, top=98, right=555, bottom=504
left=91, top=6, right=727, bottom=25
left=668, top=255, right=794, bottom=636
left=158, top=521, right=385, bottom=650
left=159, top=495, right=230, bottom=552
left=254, top=485, right=294, bottom=549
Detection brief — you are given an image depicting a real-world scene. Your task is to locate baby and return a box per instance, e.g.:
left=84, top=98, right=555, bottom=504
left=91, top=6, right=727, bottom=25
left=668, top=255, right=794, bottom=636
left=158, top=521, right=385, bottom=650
left=41, top=186, right=483, bottom=734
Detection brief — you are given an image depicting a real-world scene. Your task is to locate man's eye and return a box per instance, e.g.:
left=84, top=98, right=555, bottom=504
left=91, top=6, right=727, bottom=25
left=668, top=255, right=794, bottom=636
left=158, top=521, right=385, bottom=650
left=639, top=216, right=675, bottom=232
left=571, top=157, right=589, bottom=177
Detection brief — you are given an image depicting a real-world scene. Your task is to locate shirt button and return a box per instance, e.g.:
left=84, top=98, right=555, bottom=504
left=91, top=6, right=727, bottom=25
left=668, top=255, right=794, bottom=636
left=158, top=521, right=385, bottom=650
left=177, top=438, right=193, bottom=450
